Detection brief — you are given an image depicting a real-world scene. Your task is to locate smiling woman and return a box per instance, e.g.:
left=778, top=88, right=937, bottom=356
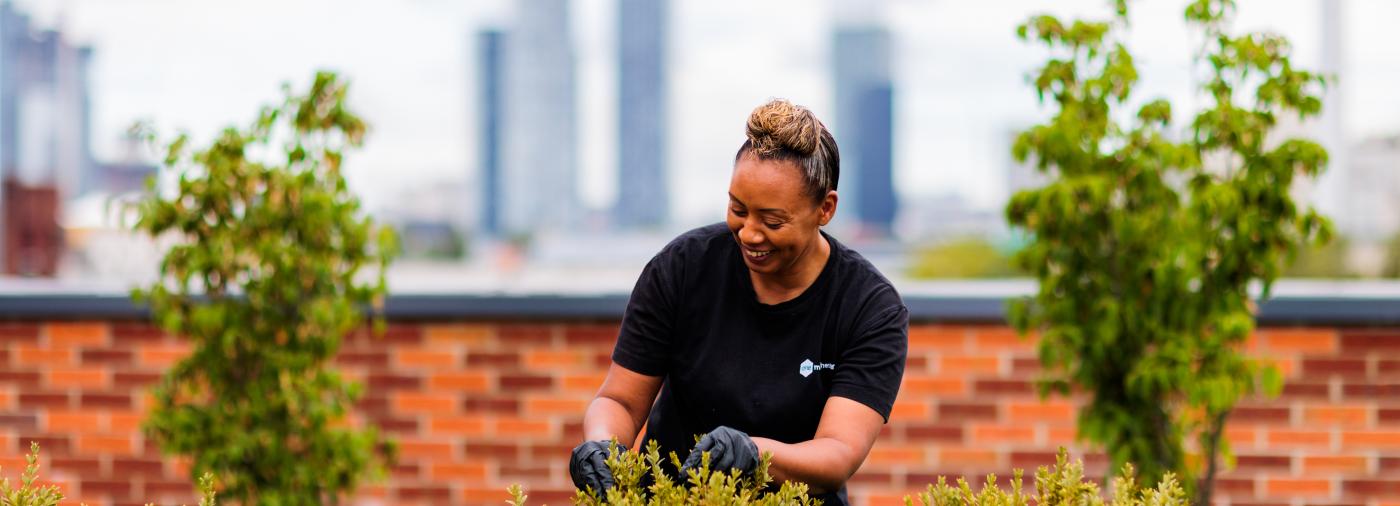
left=569, top=98, right=909, bottom=506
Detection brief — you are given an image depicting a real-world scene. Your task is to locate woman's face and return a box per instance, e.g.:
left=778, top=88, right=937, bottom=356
left=726, top=154, right=836, bottom=277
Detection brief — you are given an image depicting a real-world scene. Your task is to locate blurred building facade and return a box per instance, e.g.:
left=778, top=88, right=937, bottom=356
left=832, top=26, right=898, bottom=238
left=500, top=0, right=579, bottom=237
left=614, top=0, right=669, bottom=231
left=476, top=29, right=506, bottom=238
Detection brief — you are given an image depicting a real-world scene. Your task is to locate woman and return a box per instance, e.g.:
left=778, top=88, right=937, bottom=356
left=570, top=99, right=908, bottom=505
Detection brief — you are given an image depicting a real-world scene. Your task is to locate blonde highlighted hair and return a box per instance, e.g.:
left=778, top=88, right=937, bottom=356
left=735, top=99, right=840, bottom=203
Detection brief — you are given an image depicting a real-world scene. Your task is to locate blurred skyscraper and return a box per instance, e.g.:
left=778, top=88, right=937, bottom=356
left=832, top=26, right=897, bottom=238
left=614, top=0, right=669, bottom=230
left=501, top=0, right=578, bottom=236
left=477, top=29, right=506, bottom=238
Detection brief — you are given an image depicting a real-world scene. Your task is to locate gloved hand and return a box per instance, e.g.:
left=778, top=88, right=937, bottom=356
left=570, top=440, right=623, bottom=494
left=681, top=426, right=760, bottom=476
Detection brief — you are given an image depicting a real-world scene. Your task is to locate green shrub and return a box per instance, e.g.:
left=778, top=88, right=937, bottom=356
left=510, top=445, right=1186, bottom=506
left=0, top=443, right=217, bottom=506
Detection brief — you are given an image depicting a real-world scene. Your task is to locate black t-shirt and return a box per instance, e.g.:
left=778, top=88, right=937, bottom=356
left=612, top=223, right=909, bottom=505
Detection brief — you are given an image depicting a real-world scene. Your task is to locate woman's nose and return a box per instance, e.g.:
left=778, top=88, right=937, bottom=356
left=739, top=222, right=764, bottom=245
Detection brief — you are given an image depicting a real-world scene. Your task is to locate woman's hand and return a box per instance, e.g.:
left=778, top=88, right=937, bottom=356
left=681, top=426, right=761, bottom=476
left=570, top=440, right=624, bottom=494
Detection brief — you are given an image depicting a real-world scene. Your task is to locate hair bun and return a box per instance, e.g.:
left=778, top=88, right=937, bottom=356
left=745, top=99, right=822, bottom=157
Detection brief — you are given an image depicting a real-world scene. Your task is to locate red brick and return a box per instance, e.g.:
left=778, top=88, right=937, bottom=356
left=463, top=395, right=520, bottom=414
left=431, top=462, right=487, bottom=481
left=17, top=346, right=74, bottom=366
left=392, top=393, right=457, bottom=415
left=113, top=371, right=162, bottom=389
left=20, top=391, right=72, bottom=409
left=46, top=411, right=97, bottom=432
left=970, top=424, right=1036, bottom=444
left=428, top=416, right=487, bottom=436
left=80, top=392, right=132, bottom=410
left=1305, top=405, right=1370, bottom=427
left=46, top=322, right=109, bottom=347
left=1266, top=429, right=1331, bottom=448
left=428, top=372, right=489, bottom=392
left=424, top=324, right=491, bottom=345
left=1344, top=383, right=1400, bottom=399
left=937, top=401, right=998, bottom=422
left=336, top=349, right=389, bottom=368
left=493, top=418, right=553, bottom=437
left=369, top=415, right=418, bottom=434
left=1343, top=480, right=1400, bottom=496
left=499, top=373, right=553, bottom=391
left=908, top=325, right=967, bottom=350
left=973, top=379, right=1034, bottom=396
left=395, top=349, right=457, bottom=369
left=0, top=414, right=38, bottom=431
left=889, top=400, right=931, bottom=421
left=937, top=447, right=999, bottom=469
left=78, top=435, right=133, bottom=455
left=48, top=369, right=108, bottom=388
left=0, top=370, right=41, bottom=386
left=498, top=324, right=554, bottom=344
left=109, top=412, right=144, bottom=433
left=368, top=373, right=422, bottom=391
left=1302, top=455, right=1368, bottom=474
left=466, top=351, right=520, bottom=368
left=1233, top=406, right=1292, bottom=425
left=500, top=463, right=551, bottom=481
left=396, top=439, right=455, bottom=460
left=50, top=456, right=101, bottom=475
left=1264, top=478, right=1330, bottom=497
left=564, top=324, right=618, bottom=345
left=560, top=372, right=606, bottom=393
left=523, top=350, right=588, bottom=370
left=1259, top=328, right=1337, bottom=354
left=905, top=423, right=963, bottom=442
left=359, top=323, right=422, bottom=345
left=524, top=396, right=589, bottom=416
left=866, top=447, right=925, bottom=466
left=971, top=327, right=1036, bottom=351
left=1006, top=400, right=1075, bottom=424
left=19, top=434, right=71, bottom=455
left=139, top=344, right=192, bottom=367
left=110, top=322, right=169, bottom=342
left=464, top=442, right=519, bottom=459
left=81, top=479, right=133, bottom=498
left=901, top=376, right=966, bottom=396
left=80, top=349, right=133, bottom=366
left=0, top=322, right=40, bottom=342
left=1379, top=359, right=1400, bottom=378
left=1339, top=330, right=1400, bottom=354
left=1281, top=381, right=1332, bottom=400
left=1233, top=454, right=1291, bottom=472
left=1381, top=408, right=1400, bottom=425
left=397, top=485, right=451, bottom=502
left=939, top=355, right=1000, bottom=375
left=1301, top=358, right=1368, bottom=380
left=1341, top=430, right=1400, bottom=449
left=112, top=457, right=164, bottom=478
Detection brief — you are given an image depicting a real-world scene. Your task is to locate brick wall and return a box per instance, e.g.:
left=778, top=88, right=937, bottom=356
left=1, top=320, right=1398, bottom=506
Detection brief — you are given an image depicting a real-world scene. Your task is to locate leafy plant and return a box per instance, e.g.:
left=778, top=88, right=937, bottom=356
left=0, top=443, right=62, bottom=506
left=907, top=237, right=1021, bottom=279
left=905, top=448, right=1187, bottom=506
left=1006, top=0, right=1328, bottom=502
left=514, top=440, right=816, bottom=505
left=131, top=71, right=398, bottom=505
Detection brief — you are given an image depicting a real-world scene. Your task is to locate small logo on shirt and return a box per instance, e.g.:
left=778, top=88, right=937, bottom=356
left=799, top=359, right=836, bottom=377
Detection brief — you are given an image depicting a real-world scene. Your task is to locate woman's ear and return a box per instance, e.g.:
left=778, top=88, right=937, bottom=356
left=819, top=191, right=838, bottom=226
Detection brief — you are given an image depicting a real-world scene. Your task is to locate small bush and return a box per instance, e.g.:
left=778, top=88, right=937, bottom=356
left=511, top=445, right=1187, bottom=506
left=0, top=443, right=218, bottom=506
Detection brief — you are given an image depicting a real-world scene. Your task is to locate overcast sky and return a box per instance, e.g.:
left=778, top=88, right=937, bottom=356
left=15, top=0, right=1400, bottom=228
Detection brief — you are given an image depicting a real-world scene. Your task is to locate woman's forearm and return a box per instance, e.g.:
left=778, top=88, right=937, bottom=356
left=750, top=436, right=861, bottom=495
left=582, top=396, right=643, bottom=447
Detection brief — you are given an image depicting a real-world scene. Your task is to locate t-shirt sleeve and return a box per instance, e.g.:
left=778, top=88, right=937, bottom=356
left=830, top=297, right=908, bottom=423
left=610, top=251, right=679, bottom=377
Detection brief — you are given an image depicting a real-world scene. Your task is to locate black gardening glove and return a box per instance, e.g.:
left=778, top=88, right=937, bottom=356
left=570, top=440, right=623, bottom=494
left=680, top=426, right=760, bottom=476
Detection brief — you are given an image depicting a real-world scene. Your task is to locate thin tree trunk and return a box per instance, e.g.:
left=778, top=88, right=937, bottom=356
left=1194, top=409, right=1231, bottom=506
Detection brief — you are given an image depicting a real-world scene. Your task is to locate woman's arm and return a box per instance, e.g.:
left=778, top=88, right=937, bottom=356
left=583, top=362, right=664, bottom=447
left=750, top=396, right=885, bottom=494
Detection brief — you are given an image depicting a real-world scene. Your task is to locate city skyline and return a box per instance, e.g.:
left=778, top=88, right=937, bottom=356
left=7, top=0, right=1400, bottom=236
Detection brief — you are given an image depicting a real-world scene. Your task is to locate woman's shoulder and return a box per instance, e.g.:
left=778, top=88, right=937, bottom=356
left=654, top=222, right=734, bottom=261
left=826, top=235, right=905, bottom=311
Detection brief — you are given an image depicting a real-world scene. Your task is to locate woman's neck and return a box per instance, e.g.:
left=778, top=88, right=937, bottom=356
left=750, top=233, right=831, bottom=305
